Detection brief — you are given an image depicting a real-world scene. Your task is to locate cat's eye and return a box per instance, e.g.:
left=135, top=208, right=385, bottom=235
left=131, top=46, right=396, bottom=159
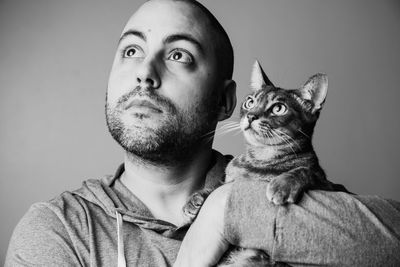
left=167, top=49, right=193, bottom=64
left=243, top=96, right=255, bottom=110
left=123, top=46, right=145, bottom=58
left=271, top=103, right=288, bottom=116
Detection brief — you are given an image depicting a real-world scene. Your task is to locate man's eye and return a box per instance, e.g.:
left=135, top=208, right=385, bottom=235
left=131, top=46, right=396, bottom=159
left=123, top=47, right=144, bottom=58
left=167, top=50, right=193, bottom=64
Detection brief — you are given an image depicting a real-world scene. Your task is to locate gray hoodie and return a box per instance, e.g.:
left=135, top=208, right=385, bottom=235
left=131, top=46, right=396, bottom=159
left=7, top=150, right=400, bottom=266
left=6, top=151, right=231, bottom=267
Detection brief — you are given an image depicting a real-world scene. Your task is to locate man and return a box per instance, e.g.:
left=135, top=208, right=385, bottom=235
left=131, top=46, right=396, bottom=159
left=6, top=0, right=400, bottom=266
left=6, top=0, right=236, bottom=266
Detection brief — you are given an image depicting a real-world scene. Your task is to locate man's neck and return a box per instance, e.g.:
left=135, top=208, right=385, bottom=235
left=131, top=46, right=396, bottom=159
left=120, top=147, right=213, bottom=226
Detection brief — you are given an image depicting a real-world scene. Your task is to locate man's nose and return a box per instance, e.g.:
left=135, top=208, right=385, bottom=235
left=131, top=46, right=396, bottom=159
left=136, top=58, right=161, bottom=89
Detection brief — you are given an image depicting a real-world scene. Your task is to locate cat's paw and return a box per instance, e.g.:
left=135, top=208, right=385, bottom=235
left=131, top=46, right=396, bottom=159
left=182, top=190, right=211, bottom=223
left=266, top=175, right=304, bottom=205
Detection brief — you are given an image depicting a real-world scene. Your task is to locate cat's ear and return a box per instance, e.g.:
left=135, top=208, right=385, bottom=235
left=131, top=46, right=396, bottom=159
left=250, top=60, right=274, bottom=91
left=299, top=73, right=328, bottom=113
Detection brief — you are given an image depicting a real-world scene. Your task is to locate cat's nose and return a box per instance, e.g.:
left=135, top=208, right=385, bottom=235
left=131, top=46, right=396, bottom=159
left=247, top=114, right=258, bottom=123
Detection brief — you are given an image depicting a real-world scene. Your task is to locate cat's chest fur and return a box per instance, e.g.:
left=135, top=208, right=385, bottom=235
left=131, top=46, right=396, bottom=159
left=225, top=151, right=320, bottom=183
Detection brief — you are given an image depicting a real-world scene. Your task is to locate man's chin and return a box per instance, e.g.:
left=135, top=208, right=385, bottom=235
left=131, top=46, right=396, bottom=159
left=123, top=138, right=190, bottom=166
left=119, top=126, right=203, bottom=166
left=122, top=110, right=164, bottom=123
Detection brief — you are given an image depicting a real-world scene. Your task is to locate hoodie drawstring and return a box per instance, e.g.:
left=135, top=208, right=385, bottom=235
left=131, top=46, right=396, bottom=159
left=116, top=211, right=127, bottom=267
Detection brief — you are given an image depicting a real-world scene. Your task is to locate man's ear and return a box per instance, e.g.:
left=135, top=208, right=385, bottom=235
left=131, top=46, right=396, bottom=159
left=217, top=79, right=237, bottom=121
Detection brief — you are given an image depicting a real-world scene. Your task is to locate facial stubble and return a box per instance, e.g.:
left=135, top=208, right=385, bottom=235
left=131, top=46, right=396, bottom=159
left=106, top=87, right=219, bottom=166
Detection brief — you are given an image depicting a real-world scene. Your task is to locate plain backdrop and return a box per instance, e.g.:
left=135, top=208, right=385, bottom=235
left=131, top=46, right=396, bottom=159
left=1, top=0, right=400, bottom=263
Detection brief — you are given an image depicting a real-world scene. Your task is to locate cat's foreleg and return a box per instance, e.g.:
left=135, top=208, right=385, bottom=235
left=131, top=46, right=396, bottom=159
left=182, top=188, right=214, bottom=224
left=266, top=167, right=311, bottom=205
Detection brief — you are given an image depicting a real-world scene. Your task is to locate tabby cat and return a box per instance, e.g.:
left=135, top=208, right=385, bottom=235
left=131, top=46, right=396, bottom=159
left=183, top=61, right=347, bottom=266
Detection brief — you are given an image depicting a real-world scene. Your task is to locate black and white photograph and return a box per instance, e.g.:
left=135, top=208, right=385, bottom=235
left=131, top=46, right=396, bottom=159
left=1, top=0, right=400, bottom=266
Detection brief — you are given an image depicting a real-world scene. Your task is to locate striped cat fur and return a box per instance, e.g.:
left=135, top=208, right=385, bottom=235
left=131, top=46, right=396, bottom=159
left=183, top=61, right=348, bottom=267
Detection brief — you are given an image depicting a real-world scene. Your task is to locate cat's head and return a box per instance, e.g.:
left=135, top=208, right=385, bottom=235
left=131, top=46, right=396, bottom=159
left=240, top=60, right=328, bottom=147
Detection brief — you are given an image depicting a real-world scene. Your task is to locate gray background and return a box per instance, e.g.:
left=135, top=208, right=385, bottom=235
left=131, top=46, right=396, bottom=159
left=1, top=0, right=399, bottom=263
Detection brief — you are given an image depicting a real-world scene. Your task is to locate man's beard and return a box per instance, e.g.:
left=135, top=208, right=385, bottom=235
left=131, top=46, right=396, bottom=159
left=106, top=86, right=218, bottom=166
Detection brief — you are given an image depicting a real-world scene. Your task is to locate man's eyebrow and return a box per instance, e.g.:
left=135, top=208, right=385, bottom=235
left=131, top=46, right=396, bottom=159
left=119, top=30, right=146, bottom=44
left=164, top=34, right=204, bottom=53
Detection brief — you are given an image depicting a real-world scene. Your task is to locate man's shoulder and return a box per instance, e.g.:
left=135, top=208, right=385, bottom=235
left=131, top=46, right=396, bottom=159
left=6, top=177, right=108, bottom=258
left=5, top=183, right=100, bottom=267
left=17, top=187, right=89, bottom=229
left=22, top=176, right=112, bottom=227
left=13, top=199, right=72, bottom=239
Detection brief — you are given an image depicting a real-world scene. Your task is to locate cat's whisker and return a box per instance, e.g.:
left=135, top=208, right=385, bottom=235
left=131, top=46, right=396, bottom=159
left=200, top=120, right=241, bottom=141
left=215, top=129, right=242, bottom=139
left=260, top=127, right=281, bottom=151
left=202, top=127, right=240, bottom=143
left=217, top=126, right=241, bottom=134
left=216, top=124, right=240, bottom=132
left=214, top=126, right=242, bottom=138
left=206, top=123, right=240, bottom=137
left=298, top=129, right=311, bottom=139
left=200, top=130, right=216, bottom=143
left=218, top=123, right=241, bottom=129
left=200, top=134, right=214, bottom=144
left=218, top=122, right=239, bottom=128
left=233, top=130, right=243, bottom=136
left=202, top=137, right=214, bottom=145
left=271, top=132, right=280, bottom=154
left=201, top=133, right=217, bottom=145
left=274, top=129, right=301, bottom=150
left=200, top=125, right=240, bottom=143
left=220, top=119, right=239, bottom=122
left=271, top=129, right=298, bottom=158
left=264, top=130, right=276, bottom=153
left=265, top=130, right=273, bottom=146
left=201, top=129, right=217, bottom=138
left=271, top=129, right=293, bottom=146
left=269, top=130, right=280, bottom=149
left=271, top=129, right=291, bottom=146
left=265, top=129, right=275, bottom=143
left=215, top=127, right=242, bottom=135
left=218, top=120, right=240, bottom=126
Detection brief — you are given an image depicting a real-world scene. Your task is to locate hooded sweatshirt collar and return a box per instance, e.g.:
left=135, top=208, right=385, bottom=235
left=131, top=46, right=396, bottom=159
left=72, top=150, right=231, bottom=235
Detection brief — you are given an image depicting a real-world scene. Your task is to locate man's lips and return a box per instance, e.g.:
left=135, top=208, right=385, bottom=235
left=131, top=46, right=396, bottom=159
left=124, top=99, right=163, bottom=113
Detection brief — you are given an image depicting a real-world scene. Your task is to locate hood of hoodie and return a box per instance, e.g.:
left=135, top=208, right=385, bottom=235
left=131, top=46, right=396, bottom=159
left=71, top=150, right=232, bottom=234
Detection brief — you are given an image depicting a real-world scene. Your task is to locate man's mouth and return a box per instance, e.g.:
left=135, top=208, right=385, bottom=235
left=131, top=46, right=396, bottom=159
left=124, top=99, right=163, bottom=113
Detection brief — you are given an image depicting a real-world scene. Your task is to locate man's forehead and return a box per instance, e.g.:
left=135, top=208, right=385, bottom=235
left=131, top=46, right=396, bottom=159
left=122, top=0, right=211, bottom=40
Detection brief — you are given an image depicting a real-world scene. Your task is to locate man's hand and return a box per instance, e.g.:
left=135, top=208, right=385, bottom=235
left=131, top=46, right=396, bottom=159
left=174, top=183, right=233, bottom=267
